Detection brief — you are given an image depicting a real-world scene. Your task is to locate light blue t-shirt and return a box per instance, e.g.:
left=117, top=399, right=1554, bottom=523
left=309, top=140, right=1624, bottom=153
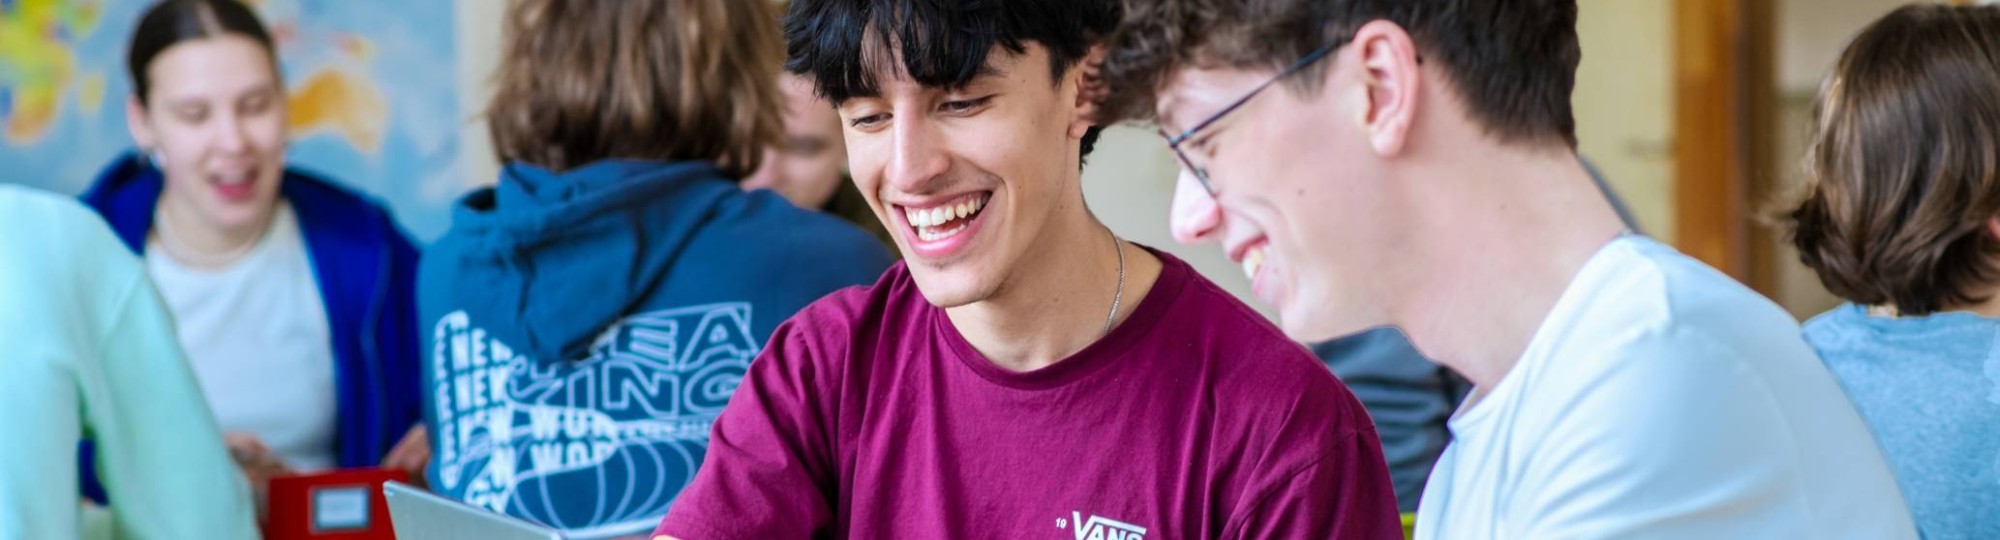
left=0, top=185, right=256, bottom=540
left=1804, top=303, right=2000, bottom=540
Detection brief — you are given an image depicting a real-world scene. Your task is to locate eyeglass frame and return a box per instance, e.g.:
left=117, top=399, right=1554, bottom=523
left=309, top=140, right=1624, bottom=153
left=1157, top=39, right=1348, bottom=197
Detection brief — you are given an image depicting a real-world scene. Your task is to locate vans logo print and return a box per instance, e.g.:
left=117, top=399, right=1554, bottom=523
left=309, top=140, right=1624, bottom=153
left=1059, top=511, right=1149, bottom=540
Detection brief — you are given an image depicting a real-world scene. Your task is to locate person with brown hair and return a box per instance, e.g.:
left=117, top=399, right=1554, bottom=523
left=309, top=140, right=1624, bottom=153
left=1098, top=0, right=1915, bottom=537
left=414, top=1, right=891, bottom=537
left=1779, top=5, right=2000, bottom=538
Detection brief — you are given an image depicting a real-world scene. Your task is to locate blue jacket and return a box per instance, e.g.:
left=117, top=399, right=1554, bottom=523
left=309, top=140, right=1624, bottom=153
left=77, top=152, right=424, bottom=500
left=418, top=160, right=891, bottom=539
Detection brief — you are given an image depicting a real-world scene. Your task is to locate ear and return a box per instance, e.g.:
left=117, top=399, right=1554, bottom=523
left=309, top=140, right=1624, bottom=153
left=1069, top=43, right=1110, bottom=140
left=1986, top=216, right=2000, bottom=243
left=1348, top=20, right=1422, bottom=158
left=126, top=96, right=158, bottom=152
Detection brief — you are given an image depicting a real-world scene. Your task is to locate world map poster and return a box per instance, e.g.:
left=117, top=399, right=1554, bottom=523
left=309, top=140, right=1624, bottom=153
left=1, top=0, right=460, bottom=239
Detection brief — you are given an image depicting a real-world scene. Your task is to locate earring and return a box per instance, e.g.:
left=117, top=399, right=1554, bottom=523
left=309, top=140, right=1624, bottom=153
left=147, top=149, right=167, bottom=170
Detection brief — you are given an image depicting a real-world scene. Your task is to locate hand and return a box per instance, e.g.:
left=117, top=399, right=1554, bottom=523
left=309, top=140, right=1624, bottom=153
left=224, top=432, right=294, bottom=477
left=383, top=424, right=430, bottom=488
left=223, top=432, right=295, bottom=511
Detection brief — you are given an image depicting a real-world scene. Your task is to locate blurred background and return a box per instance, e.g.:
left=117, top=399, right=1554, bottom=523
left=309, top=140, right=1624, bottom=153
left=4, top=0, right=1995, bottom=318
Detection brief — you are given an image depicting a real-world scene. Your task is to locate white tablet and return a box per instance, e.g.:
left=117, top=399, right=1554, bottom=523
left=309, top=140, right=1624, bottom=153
left=383, top=481, right=565, bottom=540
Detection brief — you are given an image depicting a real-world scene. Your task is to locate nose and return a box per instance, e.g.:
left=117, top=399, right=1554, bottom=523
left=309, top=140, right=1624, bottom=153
left=1169, top=168, right=1222, bottom=244
left=884, top=116, right=949, bottom=195
left=217, top=111, right=249, bottom=154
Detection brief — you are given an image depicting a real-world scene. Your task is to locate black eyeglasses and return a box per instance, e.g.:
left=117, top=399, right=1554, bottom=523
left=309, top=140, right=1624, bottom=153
left=1159, top=41, right=1343, bottom=197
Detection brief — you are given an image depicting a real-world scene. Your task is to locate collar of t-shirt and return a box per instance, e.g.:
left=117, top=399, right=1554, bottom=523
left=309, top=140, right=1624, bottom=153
left=933, top=249, right=1193, bottom=391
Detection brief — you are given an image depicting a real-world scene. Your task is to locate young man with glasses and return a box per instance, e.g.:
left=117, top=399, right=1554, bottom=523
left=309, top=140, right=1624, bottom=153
left=1102, top=1, right=1917, bottom=538
left=651, top=0, right=1403, bottom=538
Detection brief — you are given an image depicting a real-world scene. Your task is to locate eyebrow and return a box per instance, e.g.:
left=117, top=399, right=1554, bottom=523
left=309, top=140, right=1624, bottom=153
left=835, top=60, right=1006, bottom=105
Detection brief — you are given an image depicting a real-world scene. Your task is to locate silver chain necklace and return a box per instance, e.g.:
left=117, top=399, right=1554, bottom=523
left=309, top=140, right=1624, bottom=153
left=1101, top=226, right=1127, bottom=337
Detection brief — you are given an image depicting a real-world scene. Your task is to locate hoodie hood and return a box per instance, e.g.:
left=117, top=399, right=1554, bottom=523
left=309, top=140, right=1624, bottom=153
left=438, top=159, right=738, bottom=363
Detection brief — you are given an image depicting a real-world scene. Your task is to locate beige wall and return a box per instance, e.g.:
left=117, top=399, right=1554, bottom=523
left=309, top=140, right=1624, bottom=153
left=455, top=0, right=503, bottom=190
left=1081, top=128, right=1261, bottom=314
left=1566, top=0, right=1923, bottom=318
left=1574, top=0, right=1676, bottom=240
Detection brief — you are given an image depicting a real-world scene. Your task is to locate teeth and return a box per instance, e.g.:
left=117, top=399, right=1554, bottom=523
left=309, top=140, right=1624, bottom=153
left=917, top=220, right=970, bottom=242
left=1242, top=247, right=1266, bottom=281
left=903, top=195, right=991, bottom=239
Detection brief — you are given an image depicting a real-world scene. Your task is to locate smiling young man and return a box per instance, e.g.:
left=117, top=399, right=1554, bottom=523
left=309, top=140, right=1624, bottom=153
left=651, top=0, right=1400, bottom=538
left=1101, top=0, right=1916, bottom=538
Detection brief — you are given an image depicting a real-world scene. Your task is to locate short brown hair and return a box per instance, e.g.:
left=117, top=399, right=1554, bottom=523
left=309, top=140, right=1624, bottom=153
left=486, top=0, right=784, bottom=177
left=1781, top=4, right=2000, bottom=316
left=1098, top=0, right=1579, bottom=148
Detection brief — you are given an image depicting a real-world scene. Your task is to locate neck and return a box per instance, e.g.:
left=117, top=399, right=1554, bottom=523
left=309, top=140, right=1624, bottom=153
left=1391, top=145, right=1626, bottom=389
left=946, top=205, right=1163, bottom=373
left=1940, top=287, right=2000, bottom=318
left=154, top=197, right=274, bottom=269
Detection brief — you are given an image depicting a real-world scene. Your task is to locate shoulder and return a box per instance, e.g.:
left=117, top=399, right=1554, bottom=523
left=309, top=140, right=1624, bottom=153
left=779, top=262, right=915, bottom=338
left=282, top=169, right=418, bottom=251
left=1517, top=237, right=1833, bottom=449
left=738, top=191, right=891, bottom=257
left=704, top=190, right=894, bottom=285
left=282, top=169, right=405, bottom=233
left=756, top=264, right=915, bottom=378
left=1508, top=326, right=1911, bottom=537
left=0, top=185, right=148, bottom=321
left=1798, top=304, right=1875, bottom=363
left=1164, top=253, right=1335, bottom=383
left=1561, top=237, right=1810, bottom=364
left=282, top=168, right=390, bottom=215
left=1149, top=253, right=1373, bottom=440
left=3, top=186, right=132, bottom=262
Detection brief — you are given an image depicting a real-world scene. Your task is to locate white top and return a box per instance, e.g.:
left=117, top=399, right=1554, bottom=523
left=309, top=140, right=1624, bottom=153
left=147, top=202, right=339, bottom=472
left=1414, top=236, right=1916, bottom=539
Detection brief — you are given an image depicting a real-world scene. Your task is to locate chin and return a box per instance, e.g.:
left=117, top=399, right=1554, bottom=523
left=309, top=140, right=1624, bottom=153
left=1278, top=296, right=1370, bottom=343
left=207, top=195, right=279, bottom=227
left=906, top=264, right=1000, bottom=309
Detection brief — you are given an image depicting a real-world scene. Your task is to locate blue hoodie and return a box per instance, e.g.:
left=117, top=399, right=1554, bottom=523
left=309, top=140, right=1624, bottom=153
left=418, top=159, right=891, bottom=539
left=77, top=152, right=424, bottom=501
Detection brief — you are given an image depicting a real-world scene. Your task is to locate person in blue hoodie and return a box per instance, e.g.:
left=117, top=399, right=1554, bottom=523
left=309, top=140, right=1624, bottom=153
left=416, top=1, right=892, bottom=538
left=78, top=0, right=426, bottom=505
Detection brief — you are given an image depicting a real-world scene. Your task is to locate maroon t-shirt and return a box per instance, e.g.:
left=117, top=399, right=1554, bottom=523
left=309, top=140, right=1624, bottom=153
left=657, top=250, right=1400, bottom=539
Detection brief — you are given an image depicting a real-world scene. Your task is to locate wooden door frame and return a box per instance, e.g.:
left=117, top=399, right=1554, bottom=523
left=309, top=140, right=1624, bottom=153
left=1671, top=0, right=1778, bottom=293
